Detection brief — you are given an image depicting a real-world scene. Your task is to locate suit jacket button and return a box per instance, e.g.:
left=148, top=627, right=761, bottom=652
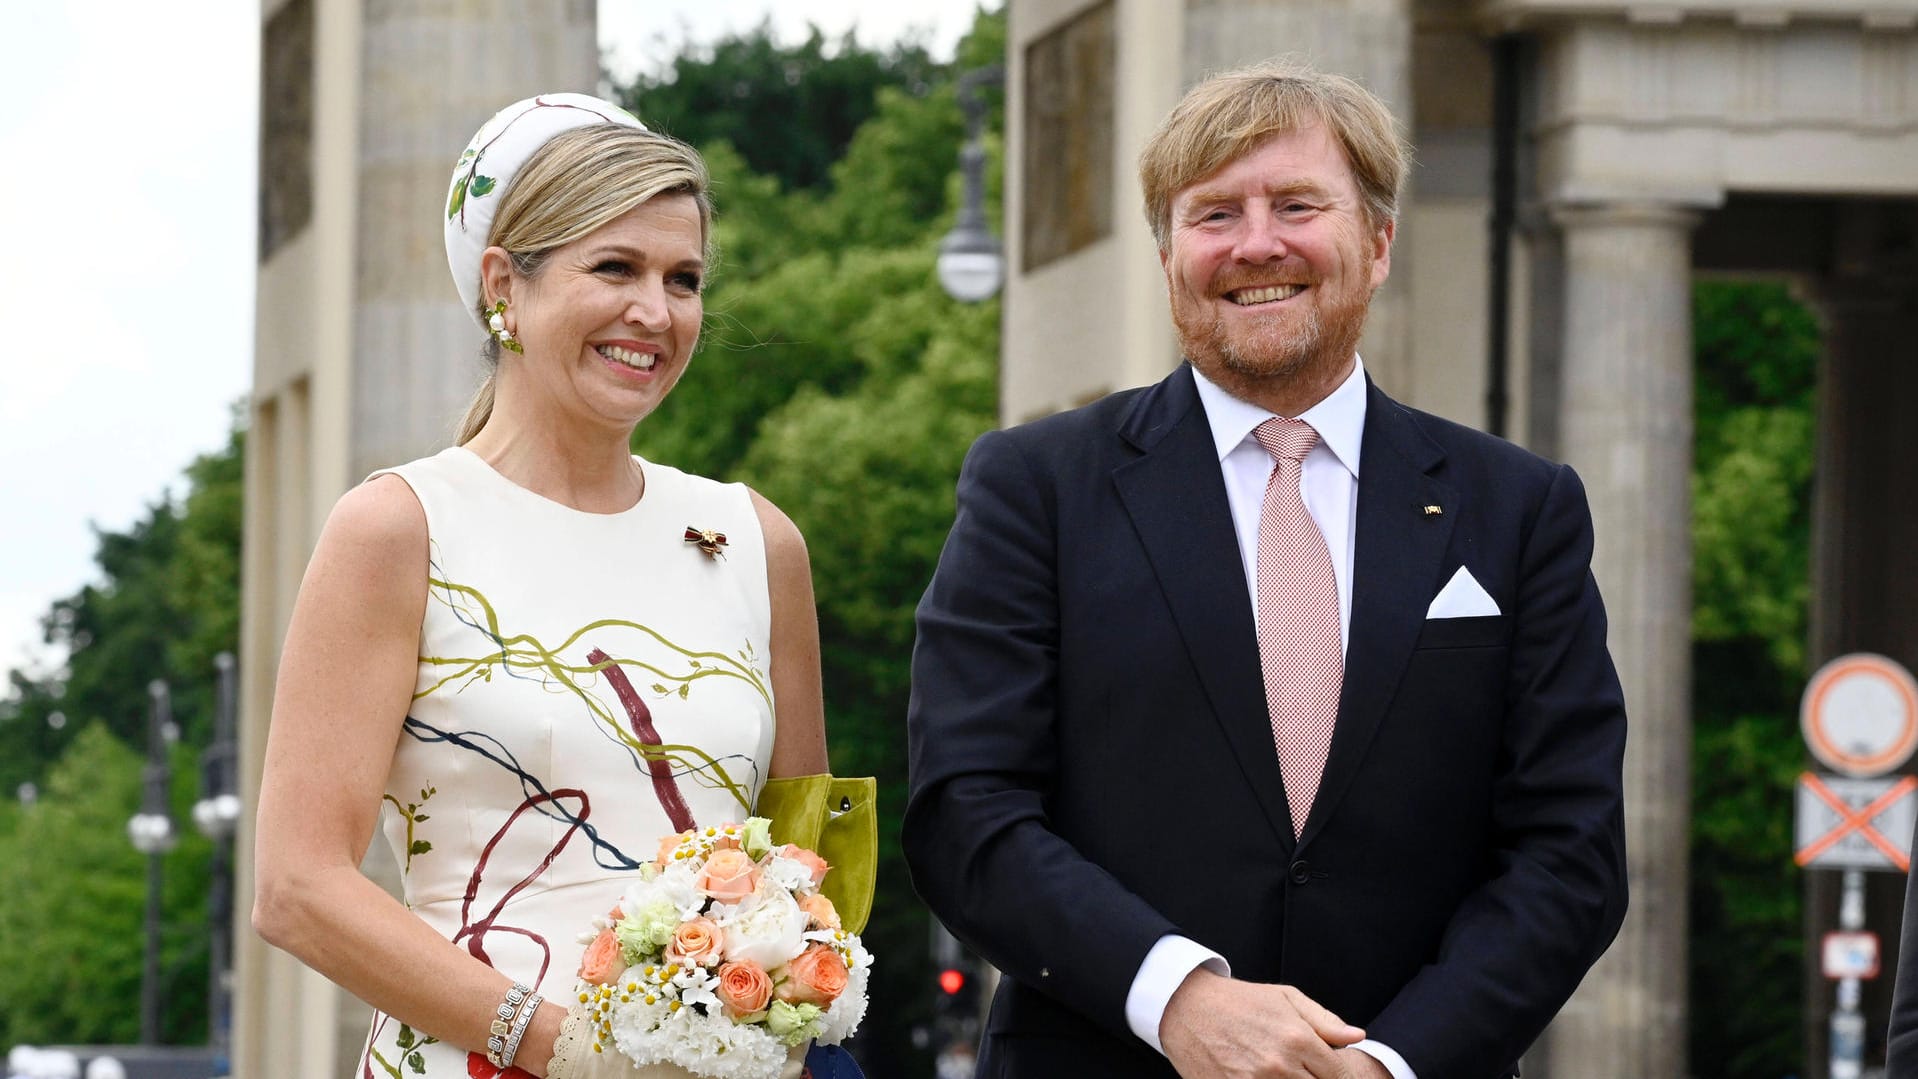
left=1289, top=860, right=1312, bottom=885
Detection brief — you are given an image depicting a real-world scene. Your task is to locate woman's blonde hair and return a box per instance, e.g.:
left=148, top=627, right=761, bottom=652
left=455, top=125, right=712, bottom=443
left=1137, top=59, right=1408, bottom=254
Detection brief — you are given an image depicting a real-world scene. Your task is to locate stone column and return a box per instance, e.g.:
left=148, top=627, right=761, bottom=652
left=236, top=4, right=597, bottom=1077
left=350, top=0, right=598, bottom=480
left=1540, top=201, right=1700, bottom=1079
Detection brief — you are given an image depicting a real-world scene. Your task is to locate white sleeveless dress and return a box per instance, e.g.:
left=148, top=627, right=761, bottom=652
left=355, top=447, right=776, bottom=1079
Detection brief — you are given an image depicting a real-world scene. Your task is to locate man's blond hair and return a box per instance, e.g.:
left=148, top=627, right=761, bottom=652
left=1138, top=59, right=1409, bottom=252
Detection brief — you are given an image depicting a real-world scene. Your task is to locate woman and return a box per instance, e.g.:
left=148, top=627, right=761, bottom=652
left=252, top=94, right=826, bottom=1079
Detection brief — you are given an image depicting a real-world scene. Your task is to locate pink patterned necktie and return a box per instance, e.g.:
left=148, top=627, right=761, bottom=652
left=1252, top=417, right=1342, bottom=838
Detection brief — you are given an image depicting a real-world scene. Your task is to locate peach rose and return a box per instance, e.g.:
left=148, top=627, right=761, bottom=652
left=694, top=847, right=761, bottom=902
left=656, top=831, right=691, bottom=868
left=780, top=844, right=831, bottom=888
left=665, top=917, right=726, bottom=968
left=776, top=943, right=848, bottom=1007
left=715, top=960, right=774, bottom=1018
left=578, top=927, right=625, bottom=986
left=797, top=893, right=841, bottom=930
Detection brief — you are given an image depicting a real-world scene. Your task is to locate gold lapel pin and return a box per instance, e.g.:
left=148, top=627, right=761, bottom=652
left=684, top=526, right=729, bottom=560
left=1423, top=505, right=1443, bottom=516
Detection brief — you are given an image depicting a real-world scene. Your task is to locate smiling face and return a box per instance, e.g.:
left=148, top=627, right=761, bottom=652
left=1161, top=123, right=1393, bottom=413
left=489, top=193, right=706, bottom=436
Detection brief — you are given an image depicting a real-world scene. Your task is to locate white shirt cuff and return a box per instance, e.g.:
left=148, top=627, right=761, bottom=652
left=1352, top=1039, right=1417, bottom=1079
left=1123, top=934, right=1230, bottom=1054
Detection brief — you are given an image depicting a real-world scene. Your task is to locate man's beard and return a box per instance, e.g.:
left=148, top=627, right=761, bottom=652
left=1174, top=278, right=1371, bottom=400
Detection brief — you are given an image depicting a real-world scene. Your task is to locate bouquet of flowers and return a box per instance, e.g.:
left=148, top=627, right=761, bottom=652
left=570, top=818, right=874, bottom=1079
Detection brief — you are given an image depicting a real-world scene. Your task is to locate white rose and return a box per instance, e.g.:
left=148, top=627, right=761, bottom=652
left=720, top=887, right=809, bottom=970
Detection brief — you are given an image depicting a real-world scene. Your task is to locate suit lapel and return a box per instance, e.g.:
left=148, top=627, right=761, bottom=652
left=1297, top=382, right=1456, bottom=847
left=1111, top=366, right=1298, bottom=848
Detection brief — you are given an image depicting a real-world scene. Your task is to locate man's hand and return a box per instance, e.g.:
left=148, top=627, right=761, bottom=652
left=1160, top=967, right=1368, bottom=1078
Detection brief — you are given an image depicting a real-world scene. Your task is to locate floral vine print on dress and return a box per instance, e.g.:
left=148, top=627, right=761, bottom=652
left=357, top=544, right=768, bottom=1079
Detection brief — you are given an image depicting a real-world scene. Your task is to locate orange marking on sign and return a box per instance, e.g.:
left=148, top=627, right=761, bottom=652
left=1795, top=772, right=1916, bottom=871
left=1804, top=655, right=1918, bottom=774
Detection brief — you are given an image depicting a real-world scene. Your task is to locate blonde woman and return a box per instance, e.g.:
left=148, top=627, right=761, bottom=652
left=253, top=94, right=825, bottom=1079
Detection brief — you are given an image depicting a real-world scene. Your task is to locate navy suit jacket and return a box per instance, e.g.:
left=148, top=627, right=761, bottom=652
left=902, top=364, right=1628, bottom=1078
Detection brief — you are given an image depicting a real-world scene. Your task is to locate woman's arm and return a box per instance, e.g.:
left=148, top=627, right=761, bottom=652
left=750, top=490, right=827, bottom=778
left=250, top=474, right=567, bottom=1073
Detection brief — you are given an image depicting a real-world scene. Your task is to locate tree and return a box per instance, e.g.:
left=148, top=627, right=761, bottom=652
left=0, top=722, right=213, bottom=1044
left=1687, top=280, right=1821, bottom=1078
left=623, top=10, right=1007, bottom=1072
left=622, top=22, right=942, bottom=193
left=1, top=418, right=243, bottom=785
left=0, top=416, right=242, bottom=1046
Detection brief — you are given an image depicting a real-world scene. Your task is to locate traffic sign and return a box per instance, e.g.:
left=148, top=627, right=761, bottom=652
left=1801, top=653, right=1918, bottom=778
left=1794, top=772, right=1917, bottom=872
left=1821, top=931, right=1881, bottom=980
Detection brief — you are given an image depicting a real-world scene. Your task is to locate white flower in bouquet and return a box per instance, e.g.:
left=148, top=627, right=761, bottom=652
left=717, top=883, right=809, bottom=971
left=654, top=1004, right=790, bottom=1079
left=673, top=963, right=723, bottom=1012
left=655, top=859, right=704, bottom=914
left=760, top=854, right=816, bottom=895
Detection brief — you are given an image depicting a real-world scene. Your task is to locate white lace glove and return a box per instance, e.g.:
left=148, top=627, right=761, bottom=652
left=543, top=1005, right=807, bottom=1079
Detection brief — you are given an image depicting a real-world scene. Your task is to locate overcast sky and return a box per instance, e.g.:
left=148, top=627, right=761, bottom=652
left=0, top=1, right=987, bottom=680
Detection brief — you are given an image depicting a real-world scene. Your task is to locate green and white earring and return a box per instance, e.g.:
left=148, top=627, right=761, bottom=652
left=488, top=299, right=524, bottom=354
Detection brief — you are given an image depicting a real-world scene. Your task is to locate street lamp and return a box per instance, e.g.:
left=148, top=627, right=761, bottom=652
left=936, top=65, right=1005, bottom=304
left=128, top=679, right=177, bottom=1045
left=192, top=651, right=241, bottom=1061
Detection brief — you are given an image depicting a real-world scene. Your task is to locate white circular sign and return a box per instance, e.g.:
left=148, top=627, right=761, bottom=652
left=1802, top=653, right=1918, bottom=777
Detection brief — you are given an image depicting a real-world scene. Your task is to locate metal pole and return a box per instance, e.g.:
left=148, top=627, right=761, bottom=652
left=953, top=66, right=999, bottom=237
left=209, top=652, right=237, bottom=1059
left=140, top=679, right=174, bottom=1044
left=1830, top=869, right=1867, bottom=1079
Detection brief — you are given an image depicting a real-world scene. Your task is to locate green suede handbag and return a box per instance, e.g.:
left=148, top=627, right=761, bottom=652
left=755, top=774, right=877, bottom=934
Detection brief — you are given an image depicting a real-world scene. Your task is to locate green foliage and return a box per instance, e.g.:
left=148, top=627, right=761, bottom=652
left=1686, top=280, right=1820, bottom=1079
left=0, top=413, right=241, bottom=1047
left=0, top=416, right=243, bottom=786
left=623, top=10, right=1007, bottom=1071
left=622, top=23, right=942, bottom=192
left=0, top=723, right=213, bottom=1044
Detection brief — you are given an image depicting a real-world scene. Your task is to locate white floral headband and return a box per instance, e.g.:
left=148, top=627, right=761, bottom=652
left=443, top=92, right=648, bottom=330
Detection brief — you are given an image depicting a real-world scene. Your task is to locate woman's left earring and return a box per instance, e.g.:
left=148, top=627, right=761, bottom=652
left=488, top=299, right=524, bottom=354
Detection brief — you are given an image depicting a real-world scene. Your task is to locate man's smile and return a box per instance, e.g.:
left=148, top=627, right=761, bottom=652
left=1225, top=283, right=1308, bottom=306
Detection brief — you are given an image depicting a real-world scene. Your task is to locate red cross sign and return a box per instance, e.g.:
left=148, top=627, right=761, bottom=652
left=1795, top=772, right=1917, bottom=872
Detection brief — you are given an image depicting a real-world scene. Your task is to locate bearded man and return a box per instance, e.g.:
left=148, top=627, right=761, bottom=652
left=903, top=59, right=1629, bottom=1079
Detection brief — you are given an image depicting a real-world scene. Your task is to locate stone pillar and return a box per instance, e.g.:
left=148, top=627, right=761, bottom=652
left=236, top=3, right=596, bottom=1077
left=350, top=0, right=598, bottom=480
left=1802, top=200, right=1918, bottom=1079
left=1541, top=201, right=1699, bottom=1079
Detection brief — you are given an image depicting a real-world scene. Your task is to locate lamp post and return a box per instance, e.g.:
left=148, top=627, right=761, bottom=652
left=127, top=679, right=177, bottom=1044
left=192, top=651, right=242, bottom=1062
left=936, top=64, right=1006, bottom=304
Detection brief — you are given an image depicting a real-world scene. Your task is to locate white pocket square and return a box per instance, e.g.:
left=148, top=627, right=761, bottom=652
left=1426, top=566, right=1501, bottom=619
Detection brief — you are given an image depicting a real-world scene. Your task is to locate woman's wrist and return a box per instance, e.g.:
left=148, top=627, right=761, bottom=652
left=517, top=999, right=568, bottom=1078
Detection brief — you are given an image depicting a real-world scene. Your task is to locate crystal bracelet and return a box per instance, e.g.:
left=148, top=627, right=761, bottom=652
left=486, top=982, right=533, bottom=1067
left=500, top=991, right=543, bottom=1069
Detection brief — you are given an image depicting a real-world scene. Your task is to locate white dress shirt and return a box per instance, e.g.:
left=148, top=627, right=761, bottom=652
left=1121, top=358, right=1417, bottom=1079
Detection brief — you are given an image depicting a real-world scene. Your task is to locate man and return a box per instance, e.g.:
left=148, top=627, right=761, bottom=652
left=903, top=60, right=1628, bottom=1079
